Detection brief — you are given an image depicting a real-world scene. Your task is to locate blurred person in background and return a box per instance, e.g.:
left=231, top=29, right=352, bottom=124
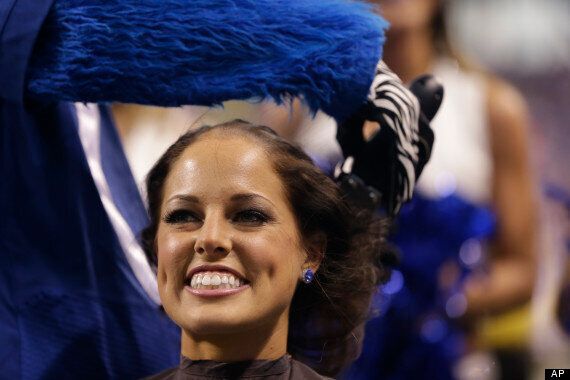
left=113, top=100, right=311, bottom=190
left=113, top=89, right=350, bottom=189
left=344, top=0, right=537, bottom=379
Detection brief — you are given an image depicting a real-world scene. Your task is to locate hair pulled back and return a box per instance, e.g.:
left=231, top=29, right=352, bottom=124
left=141, top=120, right=394, bottom=376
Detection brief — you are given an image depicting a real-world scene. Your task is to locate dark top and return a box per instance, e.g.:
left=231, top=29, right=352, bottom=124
left=144, top=355, right=332, bottom=380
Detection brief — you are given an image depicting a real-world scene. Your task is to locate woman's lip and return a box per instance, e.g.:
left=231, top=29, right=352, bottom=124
left=184, top=284, right=250, bottom=298
left=187, top=264, right=247, bottom=282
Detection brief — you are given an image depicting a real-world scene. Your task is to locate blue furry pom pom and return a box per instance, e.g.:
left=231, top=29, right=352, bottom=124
left=27, top=0, right=387, bottom=121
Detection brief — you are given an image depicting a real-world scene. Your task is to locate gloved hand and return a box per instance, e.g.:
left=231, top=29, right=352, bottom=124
left=336, top=60, right=443, bottom=215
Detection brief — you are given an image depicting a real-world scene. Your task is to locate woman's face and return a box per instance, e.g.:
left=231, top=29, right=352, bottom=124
left=156, top=133, right=308, bottom=337
left=371, top=0, right=440, bottom=33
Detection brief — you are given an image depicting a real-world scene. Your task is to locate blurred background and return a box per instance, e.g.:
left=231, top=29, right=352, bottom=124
left=450, top=1, right=570, bottom=378
left=112, top=0, right=570, bottom=379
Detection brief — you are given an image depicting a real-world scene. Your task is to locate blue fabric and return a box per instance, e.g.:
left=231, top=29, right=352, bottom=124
left=99, top=106, right=150, bottom=236
left=26, top=0, right=387, bottom=122
left=344, top=193, right=496, bottom=380
left=0, top=0, right=53, bottom=102
left=1, top=1, right=180, bottom=378
left=0, top=99, right=181, bottom=378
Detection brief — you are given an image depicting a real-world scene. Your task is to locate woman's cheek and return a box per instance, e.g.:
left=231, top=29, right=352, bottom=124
left=233, top=235, right=270, bottom=276
left=243, top=231, right=303, bottom=282
left=157, top=229, right=194, bottom=285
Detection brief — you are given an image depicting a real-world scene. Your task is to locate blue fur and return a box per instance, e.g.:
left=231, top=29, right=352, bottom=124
left=27, top=0, right=387, bottom=121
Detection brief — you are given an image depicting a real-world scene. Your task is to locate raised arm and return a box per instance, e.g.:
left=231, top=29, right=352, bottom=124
left=24, top=0, right=387, bottom=122
left=463, top=77, right=537, bottom=317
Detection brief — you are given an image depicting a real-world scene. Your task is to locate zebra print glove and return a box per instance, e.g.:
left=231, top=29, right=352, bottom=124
left=336, top=60, right=438, bottom=215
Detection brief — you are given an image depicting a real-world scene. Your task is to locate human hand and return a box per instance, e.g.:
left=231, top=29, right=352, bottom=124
left=336, top=61, right=442, bottom=215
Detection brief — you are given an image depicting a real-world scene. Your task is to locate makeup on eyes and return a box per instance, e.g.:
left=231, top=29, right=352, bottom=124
left=162, top=194, right=276, bottom=226
left=232, top=208, right=273, bottom=225
left=163, top=209, right=200, bottom=224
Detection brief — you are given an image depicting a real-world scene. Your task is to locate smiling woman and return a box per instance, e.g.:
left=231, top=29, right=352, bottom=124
left=141, top=120, right=391, bottom=379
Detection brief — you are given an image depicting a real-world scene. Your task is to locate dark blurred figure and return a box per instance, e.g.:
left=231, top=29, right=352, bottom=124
left=344, top=1, right=537, bottom=379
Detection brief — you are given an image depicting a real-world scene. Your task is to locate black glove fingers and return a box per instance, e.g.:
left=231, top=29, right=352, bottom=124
left=336, top=108, right=368, bottom=158
left=334, top=60, right=442, bottom=216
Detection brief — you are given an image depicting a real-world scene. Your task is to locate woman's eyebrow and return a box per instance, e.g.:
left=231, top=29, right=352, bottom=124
left=165, top=194, right=200, bottom=204
left=230, top=193, right=275, bottom=207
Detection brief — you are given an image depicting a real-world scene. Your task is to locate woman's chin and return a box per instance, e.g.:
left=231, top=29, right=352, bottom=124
left=181, top=317, right=257, bottom=338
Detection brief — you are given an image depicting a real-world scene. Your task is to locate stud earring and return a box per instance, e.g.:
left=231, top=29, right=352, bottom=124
left=301, top=268, right=314, bottom=284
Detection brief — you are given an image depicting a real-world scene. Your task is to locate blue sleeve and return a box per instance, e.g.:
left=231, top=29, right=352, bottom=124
left=1, top=2, right=181, bottom=378
left=25, top=0, right=387, bottom=121
left=0, top=0, right=54, bottom=102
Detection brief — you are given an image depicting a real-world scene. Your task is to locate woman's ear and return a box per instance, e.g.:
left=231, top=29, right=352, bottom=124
left=304, top=232, right=327, bottom=271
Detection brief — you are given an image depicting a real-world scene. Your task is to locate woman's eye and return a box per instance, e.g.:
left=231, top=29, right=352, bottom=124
left=163, top=210, right=200, bottom=224
left=234, top=209, right=269, bottom=225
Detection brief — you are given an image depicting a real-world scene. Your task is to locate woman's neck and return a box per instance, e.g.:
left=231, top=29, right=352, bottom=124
left=382, top=28, right=436, bottom=84
left=181, top=312, right=289, bottom=362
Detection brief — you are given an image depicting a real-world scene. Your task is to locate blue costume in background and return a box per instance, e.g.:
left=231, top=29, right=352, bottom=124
left=0, top=0, right=387, bottom=378
left=1, top=3, right=179, bottom=378
left=345, top=194, right=495, bottom=380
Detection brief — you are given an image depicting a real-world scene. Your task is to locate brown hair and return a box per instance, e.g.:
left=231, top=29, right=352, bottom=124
left=432, top=1, right=451, bottom=56
left=432, top=1, right=480, bottom=71
left=141, top=120, right=393, bottom=376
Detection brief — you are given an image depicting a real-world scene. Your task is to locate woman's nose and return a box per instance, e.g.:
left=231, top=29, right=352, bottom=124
left=193, top=214, right=232, bottom=257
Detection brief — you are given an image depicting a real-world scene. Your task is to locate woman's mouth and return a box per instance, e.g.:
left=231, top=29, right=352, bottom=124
left=186, top=271, right=248, bottom=290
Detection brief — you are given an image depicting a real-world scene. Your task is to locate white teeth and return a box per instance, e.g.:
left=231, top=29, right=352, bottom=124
left=189, top=271, right=245, bottom=290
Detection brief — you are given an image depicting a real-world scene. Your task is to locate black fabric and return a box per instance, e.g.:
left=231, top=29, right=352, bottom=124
left=144, top=355, right=332, bottom=380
